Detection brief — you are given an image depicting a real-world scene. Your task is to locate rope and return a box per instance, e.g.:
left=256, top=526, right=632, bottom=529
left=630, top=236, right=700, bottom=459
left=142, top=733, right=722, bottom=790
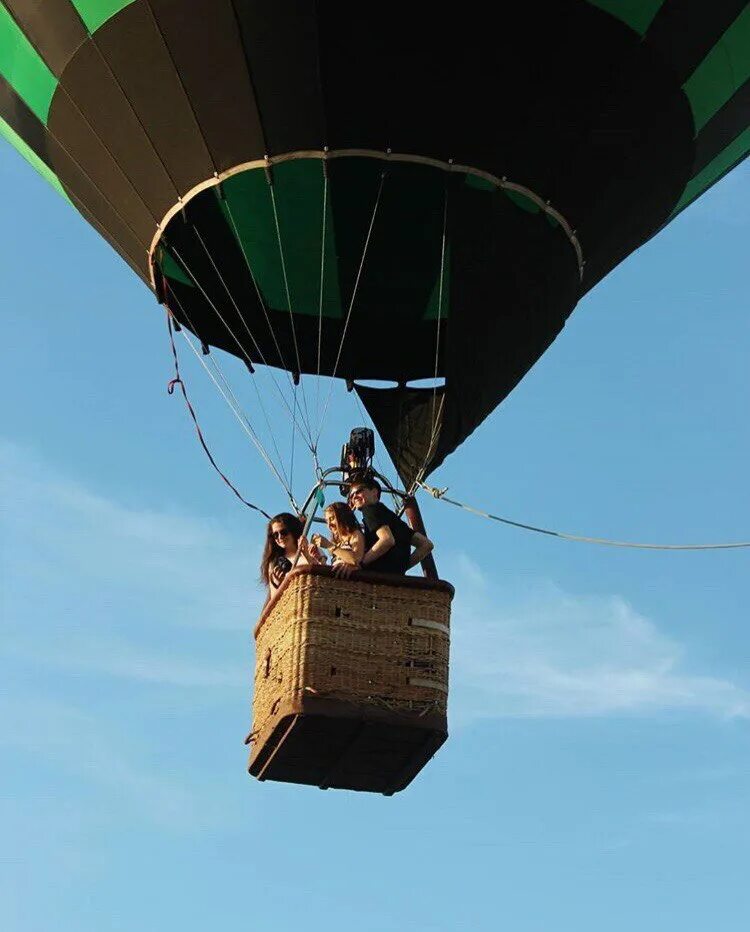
left=169, top=243, right=313, bottom=454
left=165, top=313, right=270, bottom=519
left=166, top=283, right=295, bottom=499
left=290, top=389, right=298, bottom=498
left=409, top=182, right=450, bottom=495
left=224, top=198, right=292, bottom=376
left=176, top=323, right=297, bottom=507
left=316, top=160, right=329, bottom=427
left=316, top=169, right=387, bottom=446
left=221, top=197, right=322, bottom=479
left=418, top=482, right=750, bottom=551
left=267, top=173, right=315, bottom=443
left=189, top=223, right=312, bottom=448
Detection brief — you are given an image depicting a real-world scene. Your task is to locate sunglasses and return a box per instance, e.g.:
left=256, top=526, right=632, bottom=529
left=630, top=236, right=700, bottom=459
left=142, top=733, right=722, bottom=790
left=349, top=487, right=365, bottom=498
left=272, top=528, right=290, bottom=539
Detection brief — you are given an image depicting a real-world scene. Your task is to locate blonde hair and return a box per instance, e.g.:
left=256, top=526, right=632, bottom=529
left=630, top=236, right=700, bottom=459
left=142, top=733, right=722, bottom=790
left=324, top=502, right=361, bottom=546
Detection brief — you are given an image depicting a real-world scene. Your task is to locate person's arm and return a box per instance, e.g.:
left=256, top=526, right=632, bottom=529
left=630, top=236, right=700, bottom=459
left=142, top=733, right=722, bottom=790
left=406, top=531, right=433, bottom=570
left=362, top=525, right=395, bottom=566
left=334, top=526, right=393, bottom=578
left=331, top=530, right=365, bottom=567
left=350, top=529, right=365, bottom=565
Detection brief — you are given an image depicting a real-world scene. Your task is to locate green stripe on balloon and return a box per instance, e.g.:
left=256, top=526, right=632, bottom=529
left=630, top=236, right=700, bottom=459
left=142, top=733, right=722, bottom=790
left=586, top=0, right=665, bottom=35
left=0, top=4, right=56, bottom=122
left=70, top=0, right=136, bottom=33
left=684, top=5, right=750, bottom=134
left=672, top=126, right=750, bottom=217
left=158, top=247, right=193, bottom=288
left=220, top=161, right=344, bottom=320
left=0, top=113, right=69, bottom=198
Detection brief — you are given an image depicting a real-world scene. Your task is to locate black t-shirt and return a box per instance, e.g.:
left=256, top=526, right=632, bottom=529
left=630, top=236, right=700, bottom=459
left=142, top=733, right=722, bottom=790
left=360, top=502, right=415, bottom=575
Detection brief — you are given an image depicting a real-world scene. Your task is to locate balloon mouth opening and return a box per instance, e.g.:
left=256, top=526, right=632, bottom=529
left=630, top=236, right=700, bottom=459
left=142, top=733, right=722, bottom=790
left=152, top=150, right=582, bottom=383
left=149, top=149, right=584, bottom=291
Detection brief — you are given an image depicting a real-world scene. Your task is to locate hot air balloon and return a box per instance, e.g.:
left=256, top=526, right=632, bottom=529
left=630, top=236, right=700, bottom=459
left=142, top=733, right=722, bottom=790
left=2, top=0, right=748, bottom=792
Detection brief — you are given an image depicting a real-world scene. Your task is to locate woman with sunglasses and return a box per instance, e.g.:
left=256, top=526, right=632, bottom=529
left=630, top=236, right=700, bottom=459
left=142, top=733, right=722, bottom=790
left=260, top=513, right=320, bottom=599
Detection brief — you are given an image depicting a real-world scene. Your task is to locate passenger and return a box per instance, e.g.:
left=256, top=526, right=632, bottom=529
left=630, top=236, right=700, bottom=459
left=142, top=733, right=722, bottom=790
left=260, top=513, right=316, bottom=600
left=342, top=477, right=434, bottom=576
left=311, top=502, right=365, bottom=576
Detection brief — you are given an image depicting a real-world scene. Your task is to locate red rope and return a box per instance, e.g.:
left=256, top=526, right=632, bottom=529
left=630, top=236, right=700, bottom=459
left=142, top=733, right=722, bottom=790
left=164, top=305, right=270, bottom=520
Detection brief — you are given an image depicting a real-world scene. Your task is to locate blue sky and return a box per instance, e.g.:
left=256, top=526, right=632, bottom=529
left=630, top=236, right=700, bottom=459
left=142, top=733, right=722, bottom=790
left=1, top=142, right=748, bottom=932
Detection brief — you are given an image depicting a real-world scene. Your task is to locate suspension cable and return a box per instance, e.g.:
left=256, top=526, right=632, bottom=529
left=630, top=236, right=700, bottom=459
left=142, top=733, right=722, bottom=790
left=418, top=482, right=750, bottom=551
left=223, top=199, right=293, bottom=379
left=166, top=283, right=293, bottom=494
left=207, top=355, right=295, bottom=500
left=168, top=243, right=313, bottom=455
left=165, top=312, right=271, bottom=518
left=316, top=169, right=387, bottom=447
left=188, top=223, right=314, bottom=448
left=290, top=389, right=298, bottom=498
left=267, top=173, right=315, bottom=443
left=409, top=180, right=450, bottom=495
left=175, top=319, right=298, bottom=508
left=316, top=159, right=329, bottom=427
left=221, top=197, right=322, bottom=479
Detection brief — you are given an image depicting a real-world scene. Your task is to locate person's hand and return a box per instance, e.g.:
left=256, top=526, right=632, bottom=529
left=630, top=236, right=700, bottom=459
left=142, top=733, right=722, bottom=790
left=270, top=563, right=286, bottom=588
left=309, top=543, right=327, bottom=564
left=333, top=561, right=360, bottom=579
left=298, top=536, right=311, bottom=558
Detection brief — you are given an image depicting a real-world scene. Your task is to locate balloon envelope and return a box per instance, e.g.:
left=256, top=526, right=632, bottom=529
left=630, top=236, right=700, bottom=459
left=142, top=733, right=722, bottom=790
left=1, top=0, right=748, bottom=484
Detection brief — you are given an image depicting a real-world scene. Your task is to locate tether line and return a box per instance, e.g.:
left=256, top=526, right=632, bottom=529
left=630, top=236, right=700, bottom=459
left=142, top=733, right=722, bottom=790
left=419, top=483, right=750, bottom=551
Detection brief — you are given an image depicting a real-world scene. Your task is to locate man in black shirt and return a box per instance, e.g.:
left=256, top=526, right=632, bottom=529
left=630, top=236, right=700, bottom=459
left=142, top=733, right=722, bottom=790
left=340, top=477, right=434, bottom=576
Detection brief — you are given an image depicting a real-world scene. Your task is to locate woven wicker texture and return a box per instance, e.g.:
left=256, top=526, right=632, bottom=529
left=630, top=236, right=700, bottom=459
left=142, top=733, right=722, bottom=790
left=252, top=569, right=452, bottom=743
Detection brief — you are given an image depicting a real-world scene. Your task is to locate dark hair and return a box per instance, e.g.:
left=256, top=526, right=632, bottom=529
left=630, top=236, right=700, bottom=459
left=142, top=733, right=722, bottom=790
left=324, top=502, right=361, bottom=545
left=260, top=513, right=303, bottom=585
left=349, top=475, right=381, bottom=499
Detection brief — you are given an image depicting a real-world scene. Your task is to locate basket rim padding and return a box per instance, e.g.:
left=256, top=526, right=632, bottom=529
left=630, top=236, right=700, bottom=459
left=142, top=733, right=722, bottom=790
left=255, top=564, right=455, bottom=638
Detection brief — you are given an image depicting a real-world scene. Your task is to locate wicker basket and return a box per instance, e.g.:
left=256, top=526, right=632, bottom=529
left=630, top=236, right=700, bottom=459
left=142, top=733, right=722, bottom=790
left=248, top=564, right=453, bottom=795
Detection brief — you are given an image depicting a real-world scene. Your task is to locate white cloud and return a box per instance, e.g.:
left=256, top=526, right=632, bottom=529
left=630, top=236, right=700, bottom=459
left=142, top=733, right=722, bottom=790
left=1, top=440, right=256, bottom=826
left=1, top=435, right=255, bottom=725
left=0, top=694, right=230, bottom=829
left=6, top=628, right=249, bottom=688
left=449, top=554, right=750, bottom=725
left=1, top=437, right=264, bottom=636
